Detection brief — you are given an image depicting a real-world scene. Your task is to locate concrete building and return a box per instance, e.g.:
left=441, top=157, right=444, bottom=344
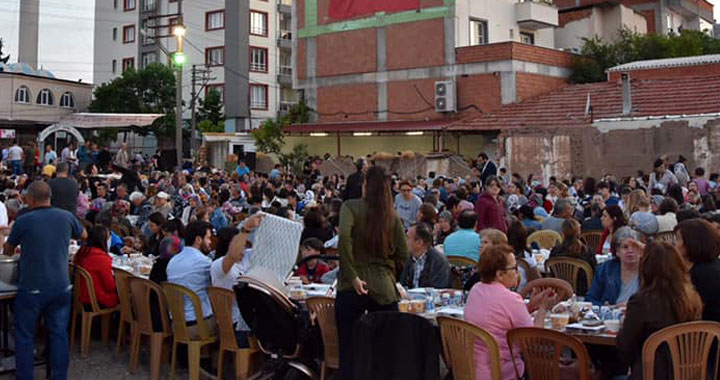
left=553, top=0, right=714, bottom=35
left=93, top=0, right=299, bottom=132
left=555, top=2, right=649, bottom=52
left=287, top=0, right=574, bottom=159
left=451, top=55, right=720, bottom=180
left=0, top=62, right=93, bottom=143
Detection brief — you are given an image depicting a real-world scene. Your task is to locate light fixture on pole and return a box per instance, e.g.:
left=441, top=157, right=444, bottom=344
left=173, top=20, right=185, bottom=169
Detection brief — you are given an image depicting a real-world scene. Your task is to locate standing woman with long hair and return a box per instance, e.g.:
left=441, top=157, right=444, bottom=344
left=335, top=166, right=409, bottom=380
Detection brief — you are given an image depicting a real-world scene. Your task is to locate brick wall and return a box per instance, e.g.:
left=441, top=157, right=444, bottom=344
left=457, top=74, right=503, bottom=115
left=386, top=79, right=440, bottom=121
left=559, top=8, right=592, bottom=27
left=608, top=63, right=720, bottom=81
left=317, top=83, right=378, bottom=122
left=638, top=10, right=655, bottom=33
left=297, top=0, right=305, bottom=30
left=297, top=39, right=307, bottom=80
left=456, top=42, right=574, bottom=68
left=386, top=18, right=445, bottom=70
left=516, top=73, right=568, bottom=102
left=316, top=28, right=377, bottom=77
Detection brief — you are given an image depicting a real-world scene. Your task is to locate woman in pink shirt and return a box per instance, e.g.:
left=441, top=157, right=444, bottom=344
left=464, top=244, right=555, bottom=380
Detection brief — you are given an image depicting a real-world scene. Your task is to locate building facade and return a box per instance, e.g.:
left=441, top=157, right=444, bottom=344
left=93, top=0, right=299, bottom=131
left=553, top=0, right=714, bottom=35
left=287, top=0, right=576, bottom=158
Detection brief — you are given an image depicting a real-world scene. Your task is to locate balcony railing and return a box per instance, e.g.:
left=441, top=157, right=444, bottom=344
left=277, top=0, right=292, bottom=13
left=279, top=65, right=292, bottom=76
left=515, top=0, right=558, bottom=30
left=279, top=101, right=299, bottom=116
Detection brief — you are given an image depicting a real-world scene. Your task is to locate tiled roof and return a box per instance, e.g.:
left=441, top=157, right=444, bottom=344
left=449, top=76, right=720, bottom=131
left=606, top=55, right=720, bottom=73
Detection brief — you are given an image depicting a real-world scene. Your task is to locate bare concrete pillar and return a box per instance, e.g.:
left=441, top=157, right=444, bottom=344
left=18, top=0, right=40, bottom=69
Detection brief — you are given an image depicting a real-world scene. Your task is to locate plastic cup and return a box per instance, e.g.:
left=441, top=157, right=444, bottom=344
left=550, top=313, right=570, bottom=330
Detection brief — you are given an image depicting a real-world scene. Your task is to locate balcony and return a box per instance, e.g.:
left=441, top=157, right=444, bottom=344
left=515, top=0, right=558, bottom=30
left=278, top=65, right=292, bottom=85
left=667, top=0, right=714, bottom=23
left=277, top=30, right=292, bottom=49
left=279, top=100, right=299, bottom=117
left=277, top=0, right=292, bottom=14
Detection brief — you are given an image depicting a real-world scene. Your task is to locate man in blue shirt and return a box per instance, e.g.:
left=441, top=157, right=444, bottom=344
left=166, top=221, right=215, bottom=336
left=235, top=160, right=251, bottom=179
left=442, top=210, right=481, bottom=262
left=2, top=181, right=85, bottom=380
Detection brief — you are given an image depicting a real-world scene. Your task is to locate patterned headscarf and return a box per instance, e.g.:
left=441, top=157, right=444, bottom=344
left=111, top=200, right=131, bottom=217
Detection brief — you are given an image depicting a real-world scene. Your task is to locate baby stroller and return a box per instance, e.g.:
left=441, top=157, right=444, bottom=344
left=235, top=275, right=318, bottom=380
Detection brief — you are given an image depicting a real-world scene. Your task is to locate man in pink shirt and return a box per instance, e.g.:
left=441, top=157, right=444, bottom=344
left=464, top=245, right=554, bottom=380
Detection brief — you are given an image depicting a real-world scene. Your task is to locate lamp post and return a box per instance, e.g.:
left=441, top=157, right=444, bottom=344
left=173, top=23, right=185, bottom=170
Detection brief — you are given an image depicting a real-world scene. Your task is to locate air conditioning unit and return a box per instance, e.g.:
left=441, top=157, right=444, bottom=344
left=434, top=81, right=456, bottom=113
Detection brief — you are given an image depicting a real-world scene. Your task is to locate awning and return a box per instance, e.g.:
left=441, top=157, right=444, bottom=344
left=58, top=113, right=165, bottom=129
left=284, top=119, right=455, bottom=134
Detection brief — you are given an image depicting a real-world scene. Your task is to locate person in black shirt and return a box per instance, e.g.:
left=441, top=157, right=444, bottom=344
left=674, top=219, right=720, bottom=322
left=342, top=159, right=366, bottom=201
left=48, top=162, right=79, bottom=215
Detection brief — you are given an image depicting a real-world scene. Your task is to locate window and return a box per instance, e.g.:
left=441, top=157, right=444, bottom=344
left=206, top=10, right=224, bottom=31
left=250, top=84, right=268, bottom=110
left=250, top=47, right=268, bottom=72
left=37, top=89, right=54, bottom=106
left=123, top=25, right=135, bottom=43
left=113, top=0, right=118, bottom=9
left=123, top=0, right=135, bottom=11
left=520, top=32, right=534, bottom=45
left=113, top=27, right=117, bottom=41
left=143, top=0, right=155, bottom=11
left=122, top=57, right=134, bottom=72
left=206, top=84, right=224, bottom=101
left=142, top=20, right=156, bottom=45
left=205, top=46, right=224, bottom=67
left=250, top=11, right=268, bottom=36
left=142, top=52, right=157, bottom=68
left=470, top=19, right=488, bottom=45
left=112, top=59, right=117, bottom=74
left=14, top=86, right=30, bottom=104
left=60, top=92, right=75, bottom=108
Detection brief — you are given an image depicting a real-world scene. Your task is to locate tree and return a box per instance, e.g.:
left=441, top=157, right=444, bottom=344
left=197, top=89, right=224, bottom=133
left=251, top=117, right=285, bottom=155
left=89, top=63, right=177, bottom=144
left=0, top=38, right=9, bottom=64
left=279, top=143, right=309, bottom=175
left=571, top=29, right=720, bottom=83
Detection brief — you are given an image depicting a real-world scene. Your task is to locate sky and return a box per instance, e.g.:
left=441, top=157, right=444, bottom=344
left=0, top=0, right=719, bottom=84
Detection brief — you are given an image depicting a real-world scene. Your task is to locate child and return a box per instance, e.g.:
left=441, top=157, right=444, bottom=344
left=296, top=238, right=330, bottom=285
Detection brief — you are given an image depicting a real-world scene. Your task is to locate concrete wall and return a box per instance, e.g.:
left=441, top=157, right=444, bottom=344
left=0, top=73, right=92, bottom=123
left=555, top=4, right=647, bottom=52
left=500, top=116, right=720, bottom=180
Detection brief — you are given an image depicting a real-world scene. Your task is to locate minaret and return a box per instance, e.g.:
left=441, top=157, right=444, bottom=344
left=18, top=0, right=40, bottom=69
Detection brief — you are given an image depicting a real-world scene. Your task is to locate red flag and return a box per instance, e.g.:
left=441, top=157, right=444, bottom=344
left=329, top=0, right=420, bottom=21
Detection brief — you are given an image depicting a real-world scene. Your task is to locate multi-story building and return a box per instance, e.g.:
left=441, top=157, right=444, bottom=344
left=286, top=0, right=576, bottom=158
left=553, top=0, right=714, bottom=35
left=93, top=0, right=300, bottom=132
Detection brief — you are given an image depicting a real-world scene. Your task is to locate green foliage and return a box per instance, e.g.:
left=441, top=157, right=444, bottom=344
left=279, top=143, right=310, bottom=174
left=572, top=29, right=720, bottom=83
left=251, top=99, right=312, bottom=155
left=251, top=118, right=285, bottom=155
left=91, top=129, right=119, bottom=146
left=197, top=89, right=224, bottom=133
left=0, top=38, right=9, bottom=64
left=197, top=119, right=224, bottom=133
left=89, top=63, right=177, bottom=137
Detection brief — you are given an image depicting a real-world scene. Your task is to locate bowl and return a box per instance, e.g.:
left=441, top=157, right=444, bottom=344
left=0, top=255, right=19, bottom=287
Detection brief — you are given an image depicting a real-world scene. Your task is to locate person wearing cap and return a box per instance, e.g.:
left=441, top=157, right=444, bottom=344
left=628, top=197, right=659, bottom=236
left=153, top=192, right=172, bottom=219
left=649, top=158, right=678, bottom=194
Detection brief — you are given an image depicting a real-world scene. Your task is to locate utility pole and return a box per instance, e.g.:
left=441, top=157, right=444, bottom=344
left=190, top=64, right=213, bottom=159
left=173, top=0, right=185, bottom=170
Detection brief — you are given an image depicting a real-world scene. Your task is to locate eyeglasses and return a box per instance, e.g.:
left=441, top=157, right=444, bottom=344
left=503, top=266, right=518, bottom=272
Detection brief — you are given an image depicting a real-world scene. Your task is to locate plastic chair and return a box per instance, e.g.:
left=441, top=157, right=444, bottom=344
left=517, top=258, right=541, bottom=284
left=641, top=321, right=720, bottom=380
left=581, top=231, right=603, bottom=253
left=306, top=297, right=339, bottom=380
left=114, top=267, right=134, bottom=353
left=520, top=278, right=574, bottom=301
left=544, top=257, right=594, bottom=296
left=507, top=327, right=591, bottom=380
left=654, top=231, right=677, bottom=244
left=528, top=230, right=563, bottom=250
left=437, top=316, right=502, bottom=380
left=162, top=282, right=218, bottom=380
left=128, top=277, right=173, bottom=380
left=69, top=265, right=119, bottom=357
left=208, top=287, right=262, bottom=380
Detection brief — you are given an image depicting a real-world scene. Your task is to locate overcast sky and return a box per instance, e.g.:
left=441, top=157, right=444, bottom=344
left=0, top=0, right=719, bottom=84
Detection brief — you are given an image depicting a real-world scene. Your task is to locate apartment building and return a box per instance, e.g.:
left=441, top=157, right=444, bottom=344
left=553, top=0, right=714, bottom=35
left=93, top=0, right=300, bottom=132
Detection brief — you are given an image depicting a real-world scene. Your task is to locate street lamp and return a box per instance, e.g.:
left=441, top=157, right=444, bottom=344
left=173, top=22, right=185, bottom=170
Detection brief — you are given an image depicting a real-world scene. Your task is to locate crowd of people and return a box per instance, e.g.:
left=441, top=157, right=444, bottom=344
left=3, top=141, right=720, bottom=380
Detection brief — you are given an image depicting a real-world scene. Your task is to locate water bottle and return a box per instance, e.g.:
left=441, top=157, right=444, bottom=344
left=426, top=296, right=434, bottom=313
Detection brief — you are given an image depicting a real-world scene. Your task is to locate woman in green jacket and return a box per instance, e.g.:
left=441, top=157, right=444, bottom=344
left=335, top=165, right=409, bottom=380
